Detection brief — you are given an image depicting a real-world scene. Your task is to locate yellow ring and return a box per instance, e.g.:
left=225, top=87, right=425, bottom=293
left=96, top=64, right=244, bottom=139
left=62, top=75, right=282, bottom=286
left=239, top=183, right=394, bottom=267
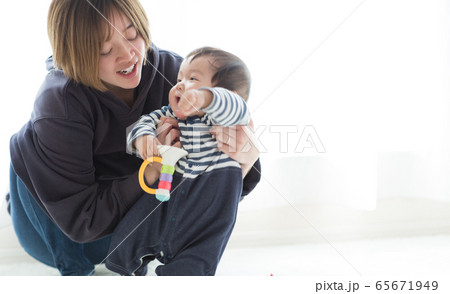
left=138, top=156, right=162, bottom=194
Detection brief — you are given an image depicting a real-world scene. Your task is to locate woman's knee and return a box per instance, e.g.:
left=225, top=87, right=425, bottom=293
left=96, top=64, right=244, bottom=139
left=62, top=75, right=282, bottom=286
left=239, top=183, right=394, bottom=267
left=9, top=167, right=55, bottom=267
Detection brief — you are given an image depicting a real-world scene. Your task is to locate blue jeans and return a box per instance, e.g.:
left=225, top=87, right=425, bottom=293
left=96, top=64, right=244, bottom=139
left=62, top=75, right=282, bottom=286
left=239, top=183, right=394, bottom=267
left=9, top=164, right=110, bottom=275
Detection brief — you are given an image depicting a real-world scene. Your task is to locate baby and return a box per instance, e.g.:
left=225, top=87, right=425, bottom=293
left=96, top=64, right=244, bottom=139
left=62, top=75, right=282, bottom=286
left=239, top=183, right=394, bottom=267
left=106, top=47, right=251, bottom=276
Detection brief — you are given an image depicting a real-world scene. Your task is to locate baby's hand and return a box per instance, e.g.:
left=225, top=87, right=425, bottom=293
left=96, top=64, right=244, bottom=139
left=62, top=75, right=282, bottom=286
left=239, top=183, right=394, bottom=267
left=134, top=134, right=162, bottom=160
left=178, top=89, right=213, bottom=117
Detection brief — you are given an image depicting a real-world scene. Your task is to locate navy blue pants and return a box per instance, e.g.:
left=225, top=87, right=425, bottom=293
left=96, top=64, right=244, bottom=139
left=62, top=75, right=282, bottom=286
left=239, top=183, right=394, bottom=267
left=105, top=167, right=242, bottom=276
left=9, top=165, right=110, bottom=275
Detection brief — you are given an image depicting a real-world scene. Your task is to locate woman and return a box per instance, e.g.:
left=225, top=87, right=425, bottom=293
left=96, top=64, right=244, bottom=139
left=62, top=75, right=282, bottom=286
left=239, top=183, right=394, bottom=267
left=8, top=0, right=260, bottom=276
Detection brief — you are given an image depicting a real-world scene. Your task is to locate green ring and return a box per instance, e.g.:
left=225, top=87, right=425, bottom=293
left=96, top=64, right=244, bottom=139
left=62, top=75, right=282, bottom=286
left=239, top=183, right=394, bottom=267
left=161, top=165, right=175, bottom=175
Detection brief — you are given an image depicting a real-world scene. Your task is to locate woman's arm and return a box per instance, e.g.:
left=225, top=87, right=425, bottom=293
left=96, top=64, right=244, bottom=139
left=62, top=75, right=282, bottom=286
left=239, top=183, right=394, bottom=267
left=13, top=117, right=144, bottom=243
left=210, top=118, right=261, bottom=193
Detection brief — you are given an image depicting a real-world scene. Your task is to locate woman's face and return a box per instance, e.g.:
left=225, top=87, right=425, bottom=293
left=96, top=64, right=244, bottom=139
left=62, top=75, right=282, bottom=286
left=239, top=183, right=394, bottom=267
left=98, top=9, right=145, bottom=92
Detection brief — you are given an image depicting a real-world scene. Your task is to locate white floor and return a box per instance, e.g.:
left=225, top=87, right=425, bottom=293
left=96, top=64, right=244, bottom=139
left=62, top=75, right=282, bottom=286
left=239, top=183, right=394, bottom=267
left=1, top=198, right=450, bottom=276
left=1, top=226, right=450, bottom=276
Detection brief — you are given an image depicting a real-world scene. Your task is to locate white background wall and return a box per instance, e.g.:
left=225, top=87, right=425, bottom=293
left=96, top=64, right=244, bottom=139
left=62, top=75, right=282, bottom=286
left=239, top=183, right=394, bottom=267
left=0, top=1, right=449, bottom=212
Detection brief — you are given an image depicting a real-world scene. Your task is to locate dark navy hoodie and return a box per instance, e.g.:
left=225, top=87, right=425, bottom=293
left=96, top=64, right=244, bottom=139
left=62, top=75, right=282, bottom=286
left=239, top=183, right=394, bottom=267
left=10, top=45, right=261, bottom=243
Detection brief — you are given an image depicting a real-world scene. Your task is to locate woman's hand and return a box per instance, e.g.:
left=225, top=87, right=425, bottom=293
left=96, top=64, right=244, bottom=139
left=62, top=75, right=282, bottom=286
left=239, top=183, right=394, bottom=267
left=210, top=118, right=260, bottom=178
left=143, top=160, right=162, bottom=186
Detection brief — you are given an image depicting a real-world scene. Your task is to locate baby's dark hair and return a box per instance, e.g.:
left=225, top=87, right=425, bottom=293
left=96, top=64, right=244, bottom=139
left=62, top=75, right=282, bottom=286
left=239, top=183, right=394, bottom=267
left=186, top=47, right=251, bottom=101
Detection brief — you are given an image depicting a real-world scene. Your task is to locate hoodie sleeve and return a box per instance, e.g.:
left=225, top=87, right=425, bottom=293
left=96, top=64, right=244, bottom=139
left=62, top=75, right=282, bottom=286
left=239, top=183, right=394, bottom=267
left=9, top=114, right=144, bottom=243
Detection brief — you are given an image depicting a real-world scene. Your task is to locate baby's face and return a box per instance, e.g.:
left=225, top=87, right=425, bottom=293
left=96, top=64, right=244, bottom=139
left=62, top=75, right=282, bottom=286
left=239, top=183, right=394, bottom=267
left=169, top=56, right=215, bottom=119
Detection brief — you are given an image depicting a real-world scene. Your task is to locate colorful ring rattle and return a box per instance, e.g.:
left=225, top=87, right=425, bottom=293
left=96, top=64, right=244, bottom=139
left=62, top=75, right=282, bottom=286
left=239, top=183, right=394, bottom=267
left=138, top=145, right=188, bottom=202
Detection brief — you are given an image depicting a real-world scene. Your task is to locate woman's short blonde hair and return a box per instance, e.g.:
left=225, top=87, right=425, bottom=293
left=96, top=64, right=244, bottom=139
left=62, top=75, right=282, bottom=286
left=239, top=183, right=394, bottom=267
left=48, top=0, right=151, bottom=91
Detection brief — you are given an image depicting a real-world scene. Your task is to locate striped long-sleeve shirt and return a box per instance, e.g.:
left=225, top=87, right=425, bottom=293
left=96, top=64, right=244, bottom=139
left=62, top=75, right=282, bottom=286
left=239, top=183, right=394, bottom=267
left=127, top=87, right=250, bottom=179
